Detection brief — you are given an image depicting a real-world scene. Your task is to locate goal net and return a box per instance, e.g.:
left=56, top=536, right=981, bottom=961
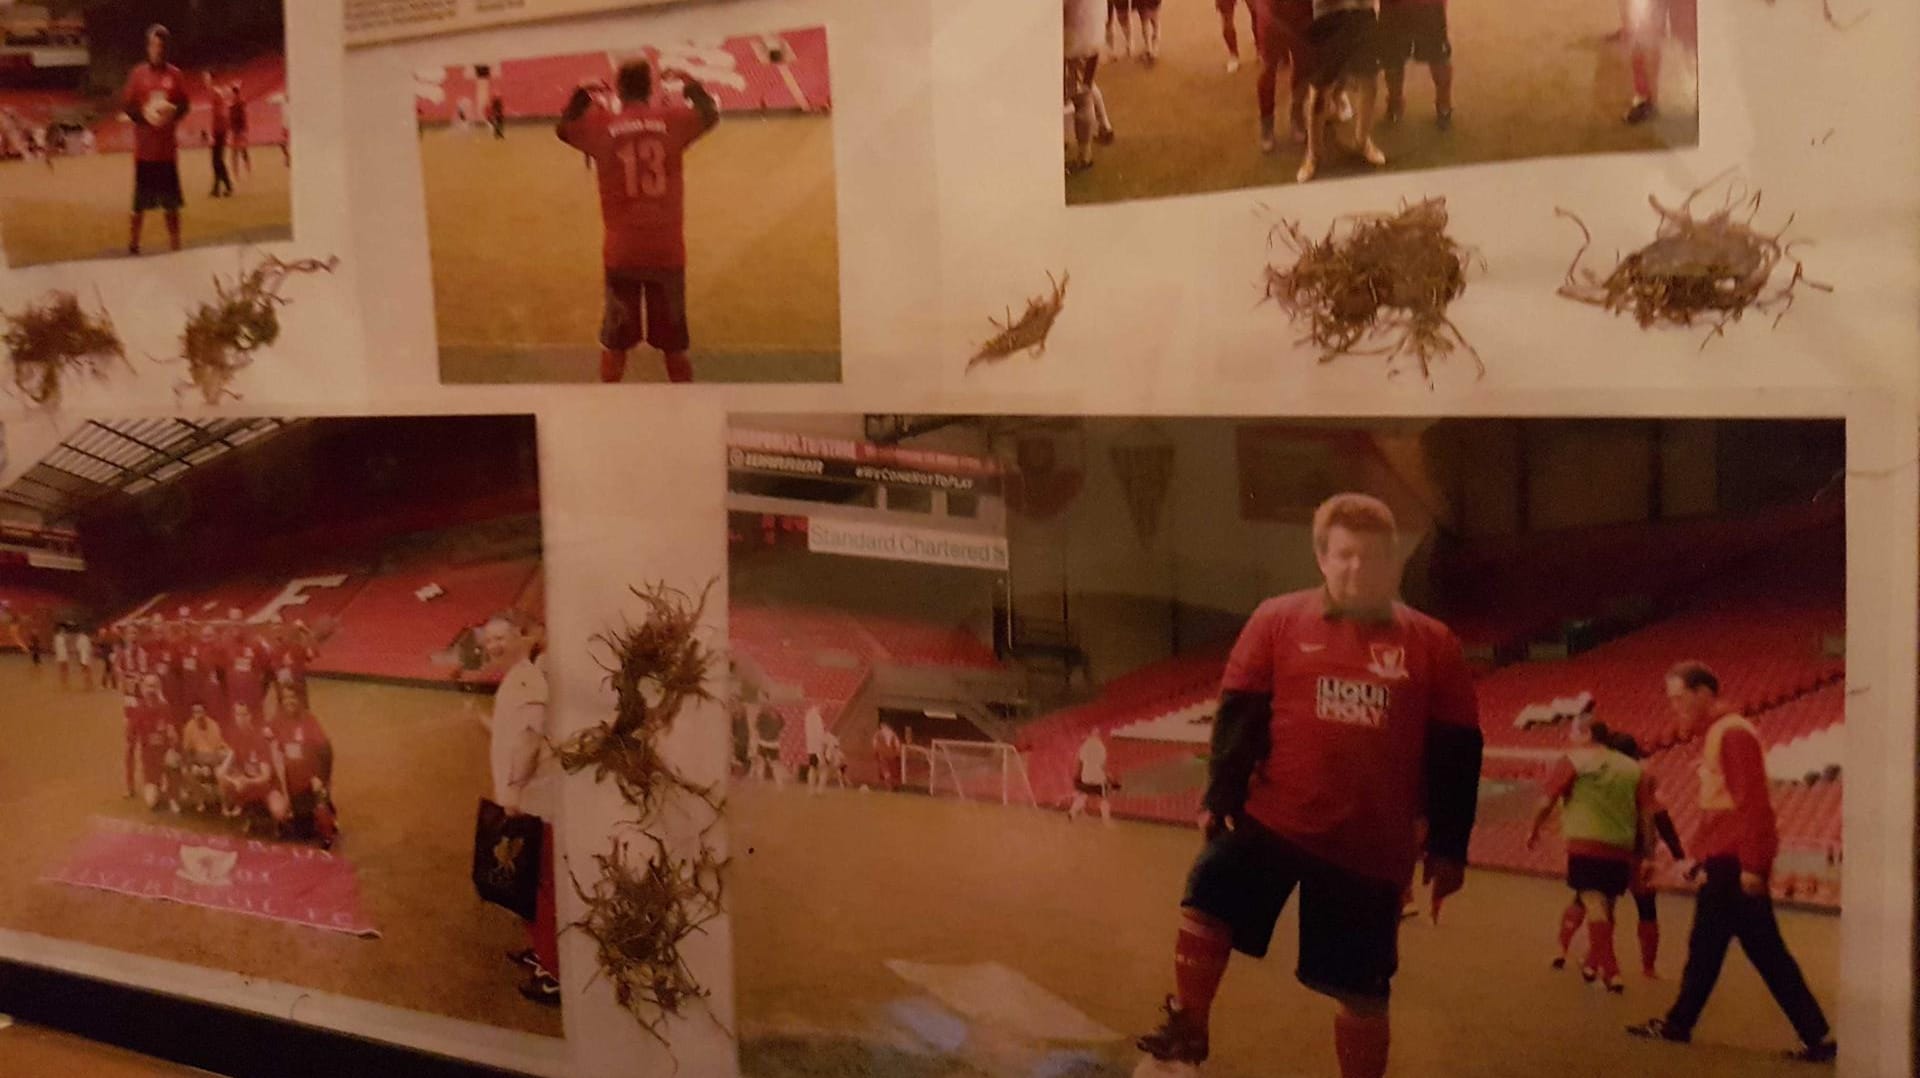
left=928, top=739, right=1037, bottom=807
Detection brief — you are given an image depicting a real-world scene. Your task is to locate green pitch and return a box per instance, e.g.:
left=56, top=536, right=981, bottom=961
left=732, top=782, right=1837, bottom=1078
left=421, top=115, right=841, bottom=384
left=0, top=147, right=291, bottom=267
left=1069, top=0, right=1699, bottom=205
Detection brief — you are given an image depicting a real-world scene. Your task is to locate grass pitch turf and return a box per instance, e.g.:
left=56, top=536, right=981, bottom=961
left=421, top=116, right=840, bottom=384
left=731, top=781, right=1837, bottom=1078
left=0, top=148, right=291, bottom=267
left=1069, top=0, right=1699, bottom=205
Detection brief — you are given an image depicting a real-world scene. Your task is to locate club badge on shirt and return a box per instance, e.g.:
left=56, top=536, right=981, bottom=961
left=1367, top=643, right=1410, bottom=681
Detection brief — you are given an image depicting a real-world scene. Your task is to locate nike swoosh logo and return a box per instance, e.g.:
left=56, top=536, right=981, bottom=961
left=1298, top=643, right=1326, bottom=652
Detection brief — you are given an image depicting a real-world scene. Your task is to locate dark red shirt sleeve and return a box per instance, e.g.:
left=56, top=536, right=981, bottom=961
left=1719, top=726, right=1779, bottom=875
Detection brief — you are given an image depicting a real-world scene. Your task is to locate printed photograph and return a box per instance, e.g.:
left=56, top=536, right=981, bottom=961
left=0, top=415, right=563, bottom=1037
left=0, top=1, right=291, bottom=266
left=1064, top=0, right=1699, bottom=203
left=347, top=0, right=691, bottom=49
left=417, top=26, right=840, bottom=385
left=725, top=415, right=1844, bottom=1077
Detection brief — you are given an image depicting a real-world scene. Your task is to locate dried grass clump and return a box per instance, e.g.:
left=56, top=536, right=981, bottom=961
left=554, top=581, right=718, bottom=817
left=169, top=254, right=338, bottom=404
left=1263, top=197, right=1482, bottom=385
left=571, top=835, right=725, bottom=1044
left=1556, top=177, right=1828, bottom=347
left=969, top=271, right=1069, bottom=369
left=4, top=291, right=125, bottom=408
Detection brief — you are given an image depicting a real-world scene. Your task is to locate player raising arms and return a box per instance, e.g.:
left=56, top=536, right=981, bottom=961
left=557, top=60, right=720, bottom=385
left=121, top=25, right=191, bottom=257
left=1133, top=494, right=1484, bottom=1078
left=1527, top=718, right=1654, bottom=993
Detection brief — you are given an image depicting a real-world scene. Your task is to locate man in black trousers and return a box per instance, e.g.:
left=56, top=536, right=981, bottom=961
left=1626, top=662, right=1836, bottom=1064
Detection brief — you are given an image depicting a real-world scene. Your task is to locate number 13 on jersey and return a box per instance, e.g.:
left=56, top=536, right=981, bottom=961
left=616, top=138, right=668, bottom=198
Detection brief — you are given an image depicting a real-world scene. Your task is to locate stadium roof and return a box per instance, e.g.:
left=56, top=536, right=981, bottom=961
left=0, top=417, right=292, bottom=524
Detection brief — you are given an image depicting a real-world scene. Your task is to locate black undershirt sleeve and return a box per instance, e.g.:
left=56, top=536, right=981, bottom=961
left=1424, top=722, right=1484, bottom=862
left=1653, top=809, right=1685, bottom=861
left=1203, top=690, right=1271, bottom=819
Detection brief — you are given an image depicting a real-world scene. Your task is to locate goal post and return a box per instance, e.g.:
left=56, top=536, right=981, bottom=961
left=929, top=738, right=1037, bottom=808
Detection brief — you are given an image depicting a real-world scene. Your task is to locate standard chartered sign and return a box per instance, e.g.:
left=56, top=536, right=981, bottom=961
left=807, top=518, right=1009, bottom=571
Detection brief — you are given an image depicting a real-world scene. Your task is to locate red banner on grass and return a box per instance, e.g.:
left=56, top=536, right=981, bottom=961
left=44, top=817, right=379, bottom=938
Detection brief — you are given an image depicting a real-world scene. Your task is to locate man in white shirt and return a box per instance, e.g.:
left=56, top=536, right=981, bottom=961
left=1069, top=729, right=1114, bottom=824
left=803, top=704, right=828, bottom=793
left=484, top=616, right=560, bottom=1006
left=52, top=626, right=70, bottom=689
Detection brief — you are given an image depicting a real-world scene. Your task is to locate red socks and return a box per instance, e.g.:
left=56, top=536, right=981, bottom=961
left=1256, top=65, right=1278, bottom=125
left=1630, top=51, right=1656, bottom=102
left=1557, top=900, right=1586, bottom=955
left=1432, top=62, right=1455, bottom=112
left=165, top=211, right=181, bottom=251
left=663, top=350, right=693, bottom=383
left=1586, top=920, right=1620, bottom=979
left=1222, top=20, right=1239, bottom=57
left=599, top=349, right=628, bottom=383
left=129, top=213, right=143, bottom=253
left=1172, top=910, right=1233, bottom=1031
left=1637, top=921, right=1660, bottom=974
left=1334, top=1010, right=1390, bottom=1078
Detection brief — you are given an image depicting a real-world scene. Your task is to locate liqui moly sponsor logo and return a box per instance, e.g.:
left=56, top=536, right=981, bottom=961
left=1316, top=676, right=1390, bottom=727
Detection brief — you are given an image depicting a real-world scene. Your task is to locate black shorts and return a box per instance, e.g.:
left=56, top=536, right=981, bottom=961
left=1073, top=778, right=1108, bottom=796
left=1377, top=2, right=1450, bottom=66
left=1566, top=854, right=1633, bottom=897
left=1307, top=8, right=1380, bottom=88
left=1183, top=817, right=1401, bottom=1001
left=601, top=267, right=690, bottom=353
left=133, top=160, right=183, bottom=212
left=1111, top=0, right=1160, bottom=11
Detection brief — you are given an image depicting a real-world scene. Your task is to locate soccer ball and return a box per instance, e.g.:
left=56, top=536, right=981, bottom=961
left=143, top=94, right=178, bottom=126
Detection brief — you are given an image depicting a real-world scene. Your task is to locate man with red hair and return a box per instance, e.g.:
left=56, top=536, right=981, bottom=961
left=1134, top=492, right=1483, bottom=1078
left=1627, top=661, right=1836, bottom=1062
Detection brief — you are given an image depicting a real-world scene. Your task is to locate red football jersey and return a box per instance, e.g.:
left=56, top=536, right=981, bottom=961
left=1223, top=589, right=1480, bottom=887
left=121, top=62, right=190, bottom=162
left=269, top=711, right=331, bottom=793
left=558, top=99, right=711, bottom=270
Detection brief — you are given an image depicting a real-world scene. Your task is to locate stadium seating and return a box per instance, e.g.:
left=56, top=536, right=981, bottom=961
left=308, top=557, right=539, bottom=682
left=729, top=601, right=1000, bottom=767
left=90, top=53, right=287, bottom=156
left=416, top=27, right=831, bottom=125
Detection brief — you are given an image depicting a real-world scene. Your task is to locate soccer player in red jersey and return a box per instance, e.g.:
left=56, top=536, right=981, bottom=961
left=1627, top=662, right=1836, bottom=1062
left=131, top=675, right=181, bottom=811
left=1252, top=0, right=1314, bottom=152
left=218, top=701, right=277, bottom=827
left=1134, top=494, right=1484, bottom=1078
left=268, top=680, right=337, bottom=846
left=205, top=73, right=234, bottom=197
left=121, top=25, right=191, bottom=256
left=557, top=60, right=720, bottom=384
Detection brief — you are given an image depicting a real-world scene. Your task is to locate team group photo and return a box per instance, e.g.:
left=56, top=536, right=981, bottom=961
left=0, top=0, right=291, bottom=266
left=415, top=22, right=841, bottom=385
left=1064, top=0, right=1698, bottom=202
left=0, top=415, right=566, bottom=1037
left=723, top=414, right=1843, bottom=1077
